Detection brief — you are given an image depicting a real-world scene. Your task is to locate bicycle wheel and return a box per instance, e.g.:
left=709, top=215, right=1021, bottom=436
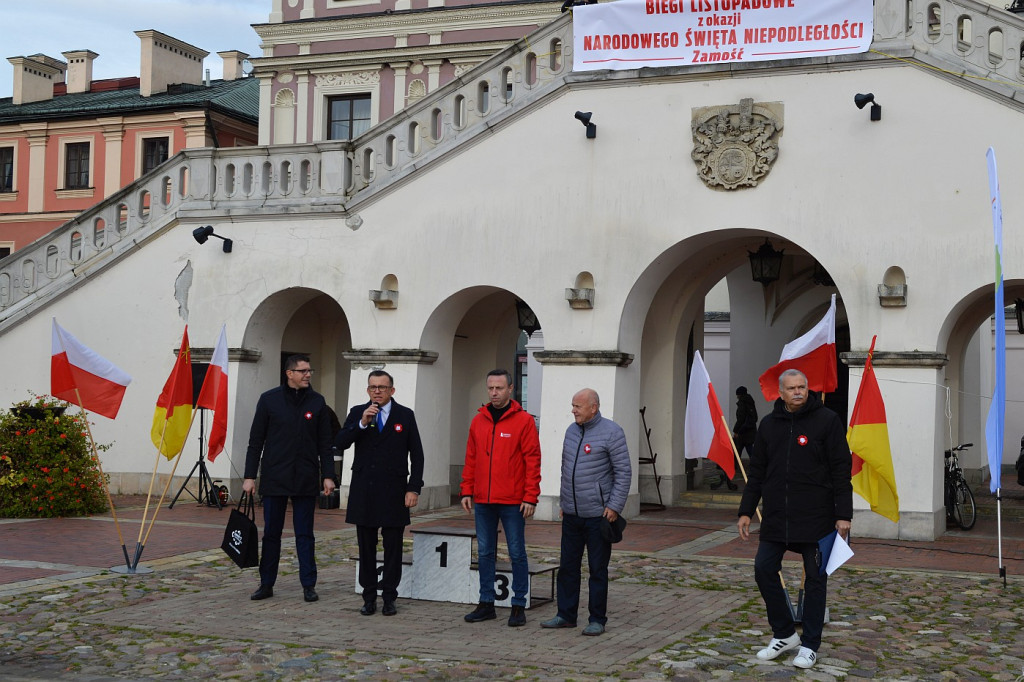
left=953, top=478, right=976, bottom=530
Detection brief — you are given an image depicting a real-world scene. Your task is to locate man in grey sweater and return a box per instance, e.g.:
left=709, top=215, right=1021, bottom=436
left=541, top=388, right=631, bottom=636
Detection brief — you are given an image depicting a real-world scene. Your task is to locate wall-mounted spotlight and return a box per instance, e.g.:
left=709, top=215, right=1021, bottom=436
left=574, top=110, right=597, bottom=139
left=192, top=225, right=233, bottom=253
left=854, top=93, right=882, bottom=121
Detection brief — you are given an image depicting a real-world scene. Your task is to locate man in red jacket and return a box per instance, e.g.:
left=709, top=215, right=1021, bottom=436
left=461, top=369, right=542, bottom=627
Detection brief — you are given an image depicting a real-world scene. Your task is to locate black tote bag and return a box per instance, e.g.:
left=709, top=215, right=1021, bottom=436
left=221, top=492, right=260, bottom=568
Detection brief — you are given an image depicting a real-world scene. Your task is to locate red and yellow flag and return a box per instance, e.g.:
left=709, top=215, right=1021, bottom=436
left=150, top=327, right=193, bottom=459
left=847, top=335, right=899, bottom=522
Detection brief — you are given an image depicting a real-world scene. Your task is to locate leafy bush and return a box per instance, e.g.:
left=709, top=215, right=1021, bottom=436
left=0, top=395, right=109, bottom=518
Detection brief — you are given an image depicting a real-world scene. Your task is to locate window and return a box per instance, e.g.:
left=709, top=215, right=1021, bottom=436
left=64, top=142, right=90, bottom=189
left=0, top=146, right=13, bottom=192
left=0, top=244, right=11, bottom=259
left=142, top=137, right=169, bottom=174
left=326, top=94, right=371, bottom=141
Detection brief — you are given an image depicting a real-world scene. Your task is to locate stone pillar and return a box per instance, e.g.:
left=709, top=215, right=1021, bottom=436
left=98, top=118, right=125, bottom=199
left=22, top=124, right=48, bottom=213
left=296, top=72, right=310, bottom=143
left=842, top=350, right=947, bottom=541
left=533, top=351, right=638, bottom=521
left=424, top=58, right=442, bottom=93
left=258, top=75, right=273, bottom=146
left=392, top=62, right=409, bottom=116
left=340, top=349, right=445, bottom=510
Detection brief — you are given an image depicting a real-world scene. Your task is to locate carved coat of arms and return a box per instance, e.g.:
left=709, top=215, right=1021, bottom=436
left=692, top=98, right=783, bottom=190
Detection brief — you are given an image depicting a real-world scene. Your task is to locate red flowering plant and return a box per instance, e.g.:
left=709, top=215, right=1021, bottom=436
left=0, top=395, right=109, bottom=518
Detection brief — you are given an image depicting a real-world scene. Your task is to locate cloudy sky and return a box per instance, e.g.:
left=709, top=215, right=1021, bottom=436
left=1, top=0, right=267, bottom=97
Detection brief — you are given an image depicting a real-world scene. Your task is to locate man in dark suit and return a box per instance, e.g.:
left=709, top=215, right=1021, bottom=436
left=336, top=370, right=425, bottom=616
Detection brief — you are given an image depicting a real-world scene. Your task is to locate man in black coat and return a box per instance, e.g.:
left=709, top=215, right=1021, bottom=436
left=732, top=385, right=758, bottom=459
left=737, top=369, right=852, bottom=670
left=336, top=370, right=425, bottom=616
left=243, top=354, right=336, bottom=603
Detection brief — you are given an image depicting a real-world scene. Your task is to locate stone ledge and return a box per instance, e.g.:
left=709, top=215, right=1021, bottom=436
left=533, top=350, right=634, bottom=367
left=342, top=349, right=439, bottom=366
left=840, top=351, right=947, bottom=368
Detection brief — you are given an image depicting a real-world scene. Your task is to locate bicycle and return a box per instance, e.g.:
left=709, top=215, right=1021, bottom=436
left=943, top=443, right=977, bottom=530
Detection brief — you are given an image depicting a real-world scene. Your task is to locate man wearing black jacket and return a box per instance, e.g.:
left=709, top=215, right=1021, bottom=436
left=243, top=354, right=336, bottom=603
left=737, top=369, right=852, bottom=670
left=336, top=370, right=425, bottom=617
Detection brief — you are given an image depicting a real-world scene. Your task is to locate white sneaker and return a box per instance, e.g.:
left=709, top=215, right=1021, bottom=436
left=792, top=646, right=817, bottom=669
left=756, top=632, right=800, bottom=660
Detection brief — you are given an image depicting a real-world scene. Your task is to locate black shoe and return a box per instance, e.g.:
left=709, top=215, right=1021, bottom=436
left=508, top=605, right=526, bottom=627
left=360, top=601, right=376, bottom=616
left=250, top=584, right=273, bottom=601
left=382, top=600, right=397, bottom=616
left=464, top=602, right=496, bottom=623
left=709, top=480, right=724, bottom=490
left=726, top=480, right=738, bottom=491
left=303, top=587, right=319, bottom=602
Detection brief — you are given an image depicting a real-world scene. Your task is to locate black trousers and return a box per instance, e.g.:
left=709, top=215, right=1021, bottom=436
left=356, top=524, right=404, bottom=602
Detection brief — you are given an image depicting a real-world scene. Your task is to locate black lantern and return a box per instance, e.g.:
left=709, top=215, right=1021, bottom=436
left=1015, top=298, right=1024, bottom=334
left=748, top=239, right=784, bottom=286
left=515, top=299, right=541, bottom=337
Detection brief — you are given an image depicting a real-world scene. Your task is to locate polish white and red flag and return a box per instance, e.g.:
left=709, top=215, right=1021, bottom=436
left=50, top=319, right=132, bottom=419
left=684, top=350, right=735, bottom=479
left=758, top=294, right=837, bottom=401
left=195, top=325, right=229, bottom=462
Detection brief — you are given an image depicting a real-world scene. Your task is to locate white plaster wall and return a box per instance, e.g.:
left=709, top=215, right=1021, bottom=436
left=4, top=59, right=1024, bottom=536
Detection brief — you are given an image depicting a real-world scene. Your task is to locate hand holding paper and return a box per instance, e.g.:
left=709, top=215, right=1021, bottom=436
left=818, top=530, right=854, bottom=575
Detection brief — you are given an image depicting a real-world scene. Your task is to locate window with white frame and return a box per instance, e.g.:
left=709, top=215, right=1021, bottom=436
left=326, top=94, right=371, bottom=140
left=63, top=141, right=91, bottom=189
left=142, top=137, right=169, bottom=174
left=0, top=145, right=15, bottom=193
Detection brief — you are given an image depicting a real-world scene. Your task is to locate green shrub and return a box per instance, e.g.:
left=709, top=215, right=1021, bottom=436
left=0, top=395, right=110, bottom=518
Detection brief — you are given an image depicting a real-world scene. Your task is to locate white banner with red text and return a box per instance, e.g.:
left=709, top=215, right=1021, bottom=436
left=572, top=0, right=873, bottom=72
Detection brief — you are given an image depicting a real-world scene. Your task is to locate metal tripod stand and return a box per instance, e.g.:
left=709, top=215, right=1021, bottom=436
left=169, top=408, right=222, bottom=509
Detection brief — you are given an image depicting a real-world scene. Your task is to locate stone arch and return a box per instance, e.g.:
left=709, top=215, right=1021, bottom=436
left=418, top=286, right=543, bottom=498
left=936, top=279, right=1024, bottom=480
left=621, top=229, right=847, bottom=506
left=233, top=287, right=351, bottom=469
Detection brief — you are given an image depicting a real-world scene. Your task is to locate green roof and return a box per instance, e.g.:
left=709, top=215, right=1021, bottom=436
left=0, top=78, right=259, bottom=125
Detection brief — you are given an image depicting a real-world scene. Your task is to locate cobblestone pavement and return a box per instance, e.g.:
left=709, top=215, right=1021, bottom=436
left=2, top=490, right=1024, bottom=681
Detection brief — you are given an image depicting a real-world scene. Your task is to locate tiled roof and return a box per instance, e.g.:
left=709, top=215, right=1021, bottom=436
left=0, top=78, right=259, bottom=124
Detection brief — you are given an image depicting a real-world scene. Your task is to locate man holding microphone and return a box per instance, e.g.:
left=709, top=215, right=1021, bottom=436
left=337, top=370, right=425, bottom=617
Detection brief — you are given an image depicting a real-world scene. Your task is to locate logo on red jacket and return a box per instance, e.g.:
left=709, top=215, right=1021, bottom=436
left=584, top=444, right=591, bottom=454
left=394, top=423, right=403, bottom=433
left=304, top=411, right=313, bottom=420
left=797, top=435, right=808, bottom=446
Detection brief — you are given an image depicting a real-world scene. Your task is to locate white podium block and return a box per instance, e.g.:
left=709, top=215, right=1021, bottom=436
left=354, top=559, right=413, bottom=598
left=410, top=527, right=476, bottom=603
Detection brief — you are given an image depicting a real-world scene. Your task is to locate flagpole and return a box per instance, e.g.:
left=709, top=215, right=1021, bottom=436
left=138, top=410, right=199, bottom=551
left=132, top=420, right=174, bottom=567
left=72, top=389, right=132, bottom=570
left=722, top=414, right=789, bottom=592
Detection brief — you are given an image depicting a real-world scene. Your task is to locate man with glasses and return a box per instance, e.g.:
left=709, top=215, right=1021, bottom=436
left=337, top=370, right=425, bottom=616
left=243, top=354, right=336, bottom=603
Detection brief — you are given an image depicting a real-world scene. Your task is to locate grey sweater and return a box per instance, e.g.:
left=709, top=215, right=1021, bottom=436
left=559, top=411, right=631, bottom=518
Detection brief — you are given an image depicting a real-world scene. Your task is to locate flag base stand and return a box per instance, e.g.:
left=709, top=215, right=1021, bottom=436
left=110, top=564, right=154, bottom=575
left=789, top=589, right=829, bottom=625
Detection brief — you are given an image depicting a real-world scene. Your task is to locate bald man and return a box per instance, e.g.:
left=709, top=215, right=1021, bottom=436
left=540, top=388, right=631, bottom=636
